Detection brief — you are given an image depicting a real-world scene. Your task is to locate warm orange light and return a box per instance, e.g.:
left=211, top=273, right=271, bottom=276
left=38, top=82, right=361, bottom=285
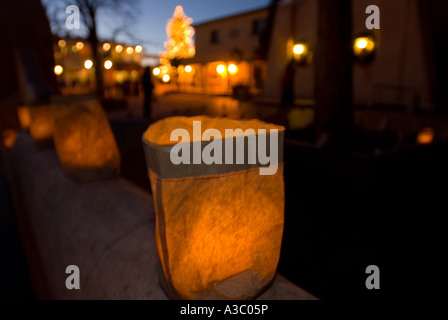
left=104, top=60, right=113, bottom=69
left=58, top=40, right=66, bottom=47
left=162, top=74, right=171, bottom=83
left=354, top=37, right=375, bottom=55
left=228, top=64, right=238, bottom=75
left=54, top=65, right=63, bottom=75
left=356, top=38, right=368, bottom=49
left=103, top=43, right=111, bottom=51
left=84, top=60, right=93, bottom=69
left=135, top=45, right=143, bottom=53
left=417, top=128, right=435, bottom=145
left=153, top=67, right=161, bottom=76
left=216, top=64, right=226, bottom=74
left=142, top=116, right=285, bottom=300
left=2, top=130, right=18, bottom=149
left=185, top=65, right=192, bottom=73
left=53, top=99, right=121, bottom=182
left=17, top=106, right=31, bottom=129
left=115, top=45, right=123, bottom=53
left=76, top=42, right=84, bottom=50
left=126, top=47, right=134, bottom=55
left=293, top=44, right=305, bottom=55
left=131, top=70, right=139, bottom=79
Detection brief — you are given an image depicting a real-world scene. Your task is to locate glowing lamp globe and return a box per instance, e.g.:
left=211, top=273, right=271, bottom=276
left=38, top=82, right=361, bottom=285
left=216, top=64, right=226, bottom=74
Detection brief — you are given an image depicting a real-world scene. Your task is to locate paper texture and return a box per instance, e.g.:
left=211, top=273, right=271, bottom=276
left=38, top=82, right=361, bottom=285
left=143, top=116, right=285, bottom=300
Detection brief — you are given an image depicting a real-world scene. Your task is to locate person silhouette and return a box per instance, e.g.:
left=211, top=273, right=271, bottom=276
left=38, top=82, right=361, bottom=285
left=142, top=67, right=154, bottom=118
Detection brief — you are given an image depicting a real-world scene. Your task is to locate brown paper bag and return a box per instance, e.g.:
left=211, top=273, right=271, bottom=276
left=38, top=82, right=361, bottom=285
left=53, top=98, right=121, bottom=182
left=29, top=105, right=54, bottom=147
left=142, top=116, right=285, bottom=300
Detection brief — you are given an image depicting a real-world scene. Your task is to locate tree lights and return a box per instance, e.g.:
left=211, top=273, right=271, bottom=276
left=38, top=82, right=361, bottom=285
left=159, top=6, right=196, bottom=81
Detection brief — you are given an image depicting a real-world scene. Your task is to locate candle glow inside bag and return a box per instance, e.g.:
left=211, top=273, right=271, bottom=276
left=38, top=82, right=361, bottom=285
left=142, top=116, right=285, bottom=300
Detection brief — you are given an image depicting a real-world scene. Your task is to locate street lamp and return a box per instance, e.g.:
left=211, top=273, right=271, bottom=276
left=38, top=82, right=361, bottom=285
left=162, top=74, right=171, bottom=83
left=104, top=60, right=113, bottom=70
left=293, top=44, right=305, bottom=55
left=54, top=65, right=63, bottom=75
left=216, top=64, right=226, bottom=74
left=153, top=67, right=161, bottom=76
left=228, top=64, right=238, bottom=75
left=354, top=36, right=375, bottom=55
left=292, top=42, right=311, bottom=66
left=84, top=60, right=93, bottom=70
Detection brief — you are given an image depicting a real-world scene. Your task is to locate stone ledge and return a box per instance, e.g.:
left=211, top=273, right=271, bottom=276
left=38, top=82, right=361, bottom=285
left=5, top=131, right=317, bottom=300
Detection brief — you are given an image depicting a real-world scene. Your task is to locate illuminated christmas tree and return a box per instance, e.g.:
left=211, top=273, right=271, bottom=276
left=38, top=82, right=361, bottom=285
left=160, top=6, right=195, bottom=78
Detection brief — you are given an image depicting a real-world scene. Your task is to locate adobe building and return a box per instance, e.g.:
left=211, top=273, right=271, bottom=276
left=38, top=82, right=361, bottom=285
left=180, top=0, right=441, bottom=111
left=178, top=7, right=269, bottom=95
left=265, top=0, right=434, bottom=111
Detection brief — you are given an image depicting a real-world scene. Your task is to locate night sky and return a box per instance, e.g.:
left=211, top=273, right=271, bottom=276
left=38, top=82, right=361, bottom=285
left=53, top=0, right=269, bottom=55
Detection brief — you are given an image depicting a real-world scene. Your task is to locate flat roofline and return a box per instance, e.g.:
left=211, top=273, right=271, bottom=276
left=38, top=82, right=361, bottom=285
left=193, top=6, right=269, bottom=28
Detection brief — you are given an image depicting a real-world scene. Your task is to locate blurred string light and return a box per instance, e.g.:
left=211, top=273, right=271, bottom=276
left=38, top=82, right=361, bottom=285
left=153, top=67, right=161, bottom=76
left=54, top=65, right=63, bottom=75
left=162, top=74, right=171, bottom=83
left=103, top=43, right=111, bottom=51
left=58, top=40, right=66, bottom=47
left=76, top=42, right=84, bottom=50
left=126, top=47, right=134, bottom=55
left=84, top=60, right=93, bottom=70
left=104, top=60, right=113, bottom=69
left=159, top=6, right=196, bottom=80
left=185, top=65, right=192, bottom=73
left=115, top=45, right=123, bottom=53
left=135, top=45, right=143, bottom=53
